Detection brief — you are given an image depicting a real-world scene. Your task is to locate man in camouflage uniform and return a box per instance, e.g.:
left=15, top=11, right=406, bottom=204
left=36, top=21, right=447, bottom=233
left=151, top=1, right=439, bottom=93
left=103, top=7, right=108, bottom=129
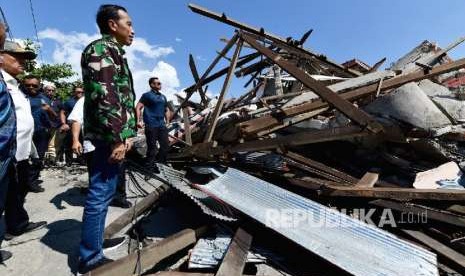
left=78, top=4, right=135, bottom=274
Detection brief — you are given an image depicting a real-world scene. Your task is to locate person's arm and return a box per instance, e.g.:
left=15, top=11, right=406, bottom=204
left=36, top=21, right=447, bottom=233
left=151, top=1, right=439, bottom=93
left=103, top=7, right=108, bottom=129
left=59, top=108, right=69, bottom=132
left=68, top=98, right=84, bottom=155
left=42, top=104, right=57, bottom=119
left=135, top=101, right=144, bottom=128
left=70, top=121, right=82, bottom=155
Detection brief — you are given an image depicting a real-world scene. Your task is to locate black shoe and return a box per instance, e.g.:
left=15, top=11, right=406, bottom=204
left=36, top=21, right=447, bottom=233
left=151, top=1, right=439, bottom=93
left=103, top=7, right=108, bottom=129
left=29, top=185, right=45, bottom=193
left=110, top=198, right=132, bottom=209
left=0, top=250, right=12, bottom=263
left=8, top=221, right=47, bottom=237
left=103, top=236, right=126, bottom=252
left=77, top=257, right=113, bottom=275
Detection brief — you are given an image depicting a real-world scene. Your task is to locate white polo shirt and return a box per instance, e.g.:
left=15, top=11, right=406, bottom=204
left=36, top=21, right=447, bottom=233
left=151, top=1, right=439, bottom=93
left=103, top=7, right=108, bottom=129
left=67, top=96, right=95, bottom=153
left=3, top=70, right=34, bottom=161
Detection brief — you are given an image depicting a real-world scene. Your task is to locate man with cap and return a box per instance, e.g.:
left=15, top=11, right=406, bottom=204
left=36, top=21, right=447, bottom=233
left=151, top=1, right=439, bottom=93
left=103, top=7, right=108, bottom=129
left=0, top=39, right=47, bottom=241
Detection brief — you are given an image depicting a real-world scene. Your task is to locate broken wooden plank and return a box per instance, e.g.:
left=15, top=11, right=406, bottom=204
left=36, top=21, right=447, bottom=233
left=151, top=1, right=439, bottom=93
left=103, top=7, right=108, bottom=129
left=231, top=126, right=368, bottom=153
left=402, top=229, right=465, bottom=272
left=283, top=150, right=358, bottom=184
left=240, top=57, right=465, bottom=135
left=289, top=179, right=465, bottom=201
left=104, top=184, right=170, bottom=239
left=216, top=228, right=253, bottom=276
left=188, top=3, right=358, bottom=77
left=366, top=57, right=387, bottom=73
left=356, top=172, right=379, bottom=187
left=242, top=32, right=383, bottom=133
left=182, top=107, right=192, bottom=146
left=185, top=52, right=260, bottom=94
left=93, top=227, right=208, bottom=276
left=189, top=54, right=209, bottom=106
left=177, top=33, right=239, bottom=114
left=370, top=199, right=465, bottom=228
left=204, top=39, right=243, bottom=142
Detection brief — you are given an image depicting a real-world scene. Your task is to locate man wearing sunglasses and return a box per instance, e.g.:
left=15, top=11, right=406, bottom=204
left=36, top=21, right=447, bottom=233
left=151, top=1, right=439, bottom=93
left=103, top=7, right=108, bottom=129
left=23, top=75, right=57, bottom=192
left=136, top=77, right=171, bottom=172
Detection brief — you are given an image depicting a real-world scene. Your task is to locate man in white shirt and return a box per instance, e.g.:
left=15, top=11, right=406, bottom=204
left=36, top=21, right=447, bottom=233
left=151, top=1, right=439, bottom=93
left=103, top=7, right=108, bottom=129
left=0, top=41, right=46, bottom=239
left=68, top=97, right=131, bottom=209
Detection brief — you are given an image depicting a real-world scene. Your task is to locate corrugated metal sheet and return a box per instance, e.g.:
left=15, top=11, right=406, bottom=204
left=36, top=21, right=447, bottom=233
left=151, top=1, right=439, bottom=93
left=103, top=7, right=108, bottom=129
left=198, top=168, right=438, bottom=276
left=158, top=164, right=238, bottom=221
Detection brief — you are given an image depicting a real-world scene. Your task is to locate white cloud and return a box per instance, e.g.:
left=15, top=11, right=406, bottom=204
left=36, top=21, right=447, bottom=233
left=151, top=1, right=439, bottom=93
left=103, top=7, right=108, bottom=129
left=175, top=37, right=182, bottom=43
left=196, top=55, right=206, bottom=61
left=38, top=28, right=181, bottom=101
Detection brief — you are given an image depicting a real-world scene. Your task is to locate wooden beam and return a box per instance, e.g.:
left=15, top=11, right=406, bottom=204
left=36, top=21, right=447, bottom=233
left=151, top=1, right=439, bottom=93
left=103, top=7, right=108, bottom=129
left=366, top=57, right=386, bottom=73
left=104, top=184, right=170, bottom=239
left=283, top=150, right=358, bottom=184
left=289, top=179, right=465, bottom=201
left=402, top=229, right=465, bottom=272
left=241, top=32, right=383, bottom=134
left=370, top=199, right=465, bottom=228
left=356, top=172, right=379, bottom=187
left=189, top=54, right=209, bottom=106
left=230, top=126, right=368, bottom=153
left=204, top=39, right=243, bottom=142
left=185, top=52, right=260, bottom=94
left=240, top=57, right=465, bottom=135
left=182, top=107, right=192, bottom=146
left=177, top=34, right=239, bottom=115
left=216, top=228, right=253, bottom=276
left=187, top=4, right=358, bottom=77
left=93, top=227, right=208, bottom=276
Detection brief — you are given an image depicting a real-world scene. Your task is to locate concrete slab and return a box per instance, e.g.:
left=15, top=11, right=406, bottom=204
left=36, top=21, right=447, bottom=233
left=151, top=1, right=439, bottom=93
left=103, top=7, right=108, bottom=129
left=365, top=82, right=452, bottom=131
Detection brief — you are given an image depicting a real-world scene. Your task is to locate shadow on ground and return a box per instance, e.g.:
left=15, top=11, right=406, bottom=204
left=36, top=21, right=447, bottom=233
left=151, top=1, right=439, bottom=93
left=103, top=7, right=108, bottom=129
left=40, top=219, right=81, bottom=273
left=50, top=187, right=86, bottom=209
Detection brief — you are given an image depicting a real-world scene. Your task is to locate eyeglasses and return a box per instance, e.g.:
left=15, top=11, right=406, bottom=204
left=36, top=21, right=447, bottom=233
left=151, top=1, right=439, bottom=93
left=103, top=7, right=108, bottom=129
left=25, top=84, right=39, bottom=88
left=154, top=82, right=161, bottom=85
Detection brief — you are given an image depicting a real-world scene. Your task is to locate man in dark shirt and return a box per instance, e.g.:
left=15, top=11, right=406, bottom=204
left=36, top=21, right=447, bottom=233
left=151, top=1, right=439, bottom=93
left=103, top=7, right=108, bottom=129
left=23, top=75, right=57, bottom=192
left=136, top=77, right=171, bottom=168
left=59, top=84, right=83, bottom=165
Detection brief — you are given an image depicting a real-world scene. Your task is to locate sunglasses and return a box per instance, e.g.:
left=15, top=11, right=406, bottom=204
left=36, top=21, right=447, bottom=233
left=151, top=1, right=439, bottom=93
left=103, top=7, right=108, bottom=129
left=25, top=84, right=39, bottom=88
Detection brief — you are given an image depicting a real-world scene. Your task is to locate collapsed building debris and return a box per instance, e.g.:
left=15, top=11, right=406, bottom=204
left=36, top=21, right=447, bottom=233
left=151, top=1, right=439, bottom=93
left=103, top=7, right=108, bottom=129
left=88, top=3, right=465, bottom=276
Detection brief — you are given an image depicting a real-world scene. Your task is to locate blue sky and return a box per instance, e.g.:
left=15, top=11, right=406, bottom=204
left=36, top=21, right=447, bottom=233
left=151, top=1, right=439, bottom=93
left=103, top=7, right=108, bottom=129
left=2, top=0, right=465, bottom=100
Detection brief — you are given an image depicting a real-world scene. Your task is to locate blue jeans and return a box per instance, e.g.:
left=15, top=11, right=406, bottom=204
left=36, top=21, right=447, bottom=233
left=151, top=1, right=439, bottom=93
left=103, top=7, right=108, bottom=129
left=78, top=141, right=118, bottom=267
left=0, top=157, right=12, bottom=246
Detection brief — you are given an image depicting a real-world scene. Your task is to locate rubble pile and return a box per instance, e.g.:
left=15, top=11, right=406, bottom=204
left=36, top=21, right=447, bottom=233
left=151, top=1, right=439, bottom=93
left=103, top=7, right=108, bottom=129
left=96, top=4, right=465, bottom=276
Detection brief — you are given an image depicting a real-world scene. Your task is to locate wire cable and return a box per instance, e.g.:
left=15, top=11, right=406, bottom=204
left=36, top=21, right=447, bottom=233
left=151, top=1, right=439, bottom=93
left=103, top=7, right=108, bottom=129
left=27, top=0, right=43, bottom=62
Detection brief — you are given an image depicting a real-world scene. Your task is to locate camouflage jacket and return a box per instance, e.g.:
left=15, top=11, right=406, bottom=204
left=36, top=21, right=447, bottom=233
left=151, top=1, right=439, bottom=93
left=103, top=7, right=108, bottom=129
left=81, top=34, right=136, bottom=144
left=0, top=73, right=16, bottom=161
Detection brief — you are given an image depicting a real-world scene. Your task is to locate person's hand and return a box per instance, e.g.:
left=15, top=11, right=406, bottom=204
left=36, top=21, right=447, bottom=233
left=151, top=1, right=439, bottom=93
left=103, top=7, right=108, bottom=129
left=125, top=138, right=133, bottom=152
left=137, top=121, right=144, bottom=129
left=60, top=123, right=70, bottom=132
left=109, top=142, right=126, bottom=163
left=72, top=140, right=83, bottom=155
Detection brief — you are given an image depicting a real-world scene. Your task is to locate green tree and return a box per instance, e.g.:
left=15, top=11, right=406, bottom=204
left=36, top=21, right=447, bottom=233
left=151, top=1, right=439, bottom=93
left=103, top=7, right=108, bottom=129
left=31, top=63, right=78, bottom=100
left=21, top=39, right=79, bottom=100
